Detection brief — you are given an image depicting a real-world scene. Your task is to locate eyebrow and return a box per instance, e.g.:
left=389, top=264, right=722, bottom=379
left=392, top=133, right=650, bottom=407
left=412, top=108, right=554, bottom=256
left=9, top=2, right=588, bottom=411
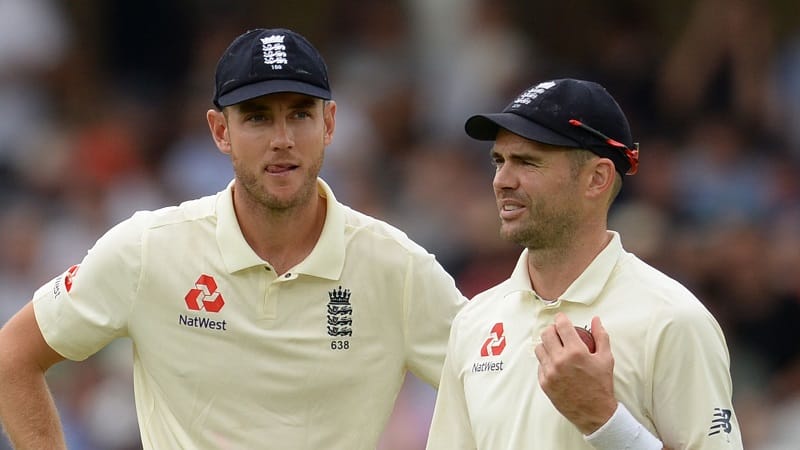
left=290, top=97, right=319, bottom=109
left=235, top=96, right=319, bottom=113
left=491, top=148, right=541, bottom=161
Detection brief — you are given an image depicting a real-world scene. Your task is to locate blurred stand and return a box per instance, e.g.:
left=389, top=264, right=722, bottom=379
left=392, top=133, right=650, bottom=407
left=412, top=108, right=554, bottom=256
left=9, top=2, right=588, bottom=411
left=1, top=1, right=799, bottom=449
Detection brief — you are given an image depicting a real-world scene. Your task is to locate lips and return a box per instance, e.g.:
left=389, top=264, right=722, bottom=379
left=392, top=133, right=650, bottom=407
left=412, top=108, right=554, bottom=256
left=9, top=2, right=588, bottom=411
left=265, top=164, right=298, bottom=174
left=498, top=199, right=526, bottom=220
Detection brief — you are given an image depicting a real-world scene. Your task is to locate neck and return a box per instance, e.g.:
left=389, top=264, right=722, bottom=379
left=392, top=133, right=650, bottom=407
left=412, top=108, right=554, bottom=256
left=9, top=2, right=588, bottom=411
left=527, top=230, right=612, bottom=301
left=232, top=184, right=327, bottom=275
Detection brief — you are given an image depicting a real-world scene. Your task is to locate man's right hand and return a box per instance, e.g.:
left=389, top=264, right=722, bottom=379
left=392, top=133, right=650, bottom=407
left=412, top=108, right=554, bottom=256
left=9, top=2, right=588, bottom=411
left=533, top=313, right=617, bottom=435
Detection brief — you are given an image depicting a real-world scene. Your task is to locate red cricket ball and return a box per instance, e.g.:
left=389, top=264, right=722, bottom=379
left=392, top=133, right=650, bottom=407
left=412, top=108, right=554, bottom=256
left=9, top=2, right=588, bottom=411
left=575, top=326, right=596, bottom=353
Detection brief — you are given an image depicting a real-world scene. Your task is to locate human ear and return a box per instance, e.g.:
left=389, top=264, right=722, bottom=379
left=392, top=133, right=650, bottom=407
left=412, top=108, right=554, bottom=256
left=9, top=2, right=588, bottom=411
left=323, top=101, right=336, bottom=146
left=586, top=158, right=615, bottom=199
left=207, top=109, right=232, bottom=154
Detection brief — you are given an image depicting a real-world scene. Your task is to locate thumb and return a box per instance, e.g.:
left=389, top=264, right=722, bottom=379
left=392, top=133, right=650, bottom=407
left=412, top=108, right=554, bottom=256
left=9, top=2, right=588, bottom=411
left=591, top=316, right=611, bottom=353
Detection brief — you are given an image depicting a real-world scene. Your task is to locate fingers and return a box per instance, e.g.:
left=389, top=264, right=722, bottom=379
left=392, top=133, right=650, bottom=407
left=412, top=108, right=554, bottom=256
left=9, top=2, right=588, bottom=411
left=539, top=323, right=562, bottom=352
left=590, top=316, right=610, bottom=353
left=553, top=313, right=582, bottom=349
left=540, top=313, right=606, bottom=354
left=533, top=341, right=548, bottom=370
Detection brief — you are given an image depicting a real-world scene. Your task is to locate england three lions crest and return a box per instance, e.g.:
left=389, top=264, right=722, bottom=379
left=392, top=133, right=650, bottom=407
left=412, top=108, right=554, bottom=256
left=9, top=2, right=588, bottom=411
left=327, top=286, right=353, bottom=338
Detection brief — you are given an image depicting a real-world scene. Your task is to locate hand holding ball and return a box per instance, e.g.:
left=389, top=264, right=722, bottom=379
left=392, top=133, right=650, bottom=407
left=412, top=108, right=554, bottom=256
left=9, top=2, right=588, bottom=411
left=575, top=326, right=596, bottom=353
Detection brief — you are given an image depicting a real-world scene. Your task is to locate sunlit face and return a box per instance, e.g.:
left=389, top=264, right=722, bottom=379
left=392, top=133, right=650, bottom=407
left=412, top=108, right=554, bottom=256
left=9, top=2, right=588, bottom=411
left=490, top=129, right=584, bottom=250
left=211, top=92, right=335, bottom=212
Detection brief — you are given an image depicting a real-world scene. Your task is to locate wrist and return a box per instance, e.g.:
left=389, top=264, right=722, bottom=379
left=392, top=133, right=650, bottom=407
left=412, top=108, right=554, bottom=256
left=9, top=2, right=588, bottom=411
left=584, top=402, right=663, bottom=450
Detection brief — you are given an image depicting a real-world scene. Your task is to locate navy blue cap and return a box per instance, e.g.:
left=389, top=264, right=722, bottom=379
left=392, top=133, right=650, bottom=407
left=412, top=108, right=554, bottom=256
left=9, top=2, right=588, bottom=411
left=465, top=79, right=638, bottom=176
left=213, top=28, right=331, bottom=108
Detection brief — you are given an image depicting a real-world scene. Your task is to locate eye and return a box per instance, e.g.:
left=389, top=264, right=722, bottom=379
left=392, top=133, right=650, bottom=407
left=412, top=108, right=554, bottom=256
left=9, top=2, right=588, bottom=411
left=244, top=113, right=267, bottom=123
left=490, top=156, right=504, bottom=168
left=514, top=156, right=540, bottom=168
left=292, top=110, right=312, bottom=120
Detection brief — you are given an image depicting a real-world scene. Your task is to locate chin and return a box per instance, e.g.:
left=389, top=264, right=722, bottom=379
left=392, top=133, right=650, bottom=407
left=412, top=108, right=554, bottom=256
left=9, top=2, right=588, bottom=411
left=500, top=226, right=534, bottom=247
left=269, top=184, right=317, bottom=210
left=498, top=226, right=516, bottom=243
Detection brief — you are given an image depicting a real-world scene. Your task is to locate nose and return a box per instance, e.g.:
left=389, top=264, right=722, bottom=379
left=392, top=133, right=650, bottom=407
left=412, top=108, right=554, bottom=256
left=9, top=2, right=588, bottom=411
left=270, top=119, right=294, bottom=150
left=493, top=163, right=517, bottom=192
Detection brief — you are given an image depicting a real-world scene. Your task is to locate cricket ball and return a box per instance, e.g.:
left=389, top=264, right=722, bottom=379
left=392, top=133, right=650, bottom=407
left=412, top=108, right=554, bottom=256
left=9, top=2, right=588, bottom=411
left=575, top=326, right=596, bottom=353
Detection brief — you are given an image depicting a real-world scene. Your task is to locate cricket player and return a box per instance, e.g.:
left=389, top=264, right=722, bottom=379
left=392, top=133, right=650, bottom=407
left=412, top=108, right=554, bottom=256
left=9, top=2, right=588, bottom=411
left=426, top=78, right=742, bottom=450
left=0, top=28, right=466, bottom=449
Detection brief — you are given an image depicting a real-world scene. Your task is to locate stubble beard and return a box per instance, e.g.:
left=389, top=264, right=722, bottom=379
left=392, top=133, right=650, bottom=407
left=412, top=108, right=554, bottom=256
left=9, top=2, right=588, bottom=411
left=500, top=198, right=581, bottom=252
left=233, top=153, right=324, bottom=213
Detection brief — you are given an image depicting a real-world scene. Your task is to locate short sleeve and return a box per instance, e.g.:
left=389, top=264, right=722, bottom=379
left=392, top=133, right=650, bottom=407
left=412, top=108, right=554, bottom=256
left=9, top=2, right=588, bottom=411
left=648, top=303, right=744, bottom=449
left=402, top=252, right=467, bottom=387
left=426, top=313, right=477, bottom=450
left=33, top=214, right=146, bottom=361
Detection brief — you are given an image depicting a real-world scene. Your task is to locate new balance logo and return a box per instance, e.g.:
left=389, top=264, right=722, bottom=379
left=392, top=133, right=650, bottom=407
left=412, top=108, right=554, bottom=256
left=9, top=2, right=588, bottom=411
left=708, top=408, right=732, bottom=436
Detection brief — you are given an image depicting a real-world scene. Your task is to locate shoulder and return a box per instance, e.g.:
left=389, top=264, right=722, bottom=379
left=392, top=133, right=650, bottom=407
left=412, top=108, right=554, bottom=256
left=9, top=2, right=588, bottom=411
left=142, top=194, right=217, bottom=229
left=615, top=252, right=703, bottom=308
left=339, top=204, right=433, bottom=257
left=613, top=252, right=723, bottom=337
left=452, top=278, right=515, bottom=325
left=97, top=193, right=218, bottom=247
left=469, top=278, right=515, bottom=305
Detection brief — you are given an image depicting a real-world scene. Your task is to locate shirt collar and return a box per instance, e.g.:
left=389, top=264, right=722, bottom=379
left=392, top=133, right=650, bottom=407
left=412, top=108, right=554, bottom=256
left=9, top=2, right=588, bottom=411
left=216, top=178, right=345, bottom=279
left=505, top=231, right=624, bottom=305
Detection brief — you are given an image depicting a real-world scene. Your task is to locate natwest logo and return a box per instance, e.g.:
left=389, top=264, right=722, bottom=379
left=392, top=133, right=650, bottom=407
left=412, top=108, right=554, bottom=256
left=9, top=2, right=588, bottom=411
left=185, top=274, right=225, bottom=312
left=480, top=322, right=506, bottom=357
left=64, top=265, right=80, bottom=292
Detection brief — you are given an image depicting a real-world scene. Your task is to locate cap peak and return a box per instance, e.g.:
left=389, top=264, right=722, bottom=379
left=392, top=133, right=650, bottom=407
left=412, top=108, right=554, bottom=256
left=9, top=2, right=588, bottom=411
left=465, top=78, right=636, bottom=176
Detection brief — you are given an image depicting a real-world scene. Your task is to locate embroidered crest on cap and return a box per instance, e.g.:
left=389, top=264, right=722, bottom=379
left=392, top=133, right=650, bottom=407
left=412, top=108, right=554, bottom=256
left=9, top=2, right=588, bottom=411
left=260, top=35, right=288, bottom=69
left=511, top=81, right=557, bottom=109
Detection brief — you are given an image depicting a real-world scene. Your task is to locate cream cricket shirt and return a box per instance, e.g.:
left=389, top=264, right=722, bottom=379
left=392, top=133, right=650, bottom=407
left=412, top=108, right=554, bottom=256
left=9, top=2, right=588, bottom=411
left=427, top=232, right=743, bottom=450
left=33, top=178, right=466, bottom=450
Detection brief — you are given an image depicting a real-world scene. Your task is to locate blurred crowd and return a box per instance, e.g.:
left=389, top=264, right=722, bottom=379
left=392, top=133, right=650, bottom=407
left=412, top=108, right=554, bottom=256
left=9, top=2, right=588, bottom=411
left=1, top=0, right=799, bottom=449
